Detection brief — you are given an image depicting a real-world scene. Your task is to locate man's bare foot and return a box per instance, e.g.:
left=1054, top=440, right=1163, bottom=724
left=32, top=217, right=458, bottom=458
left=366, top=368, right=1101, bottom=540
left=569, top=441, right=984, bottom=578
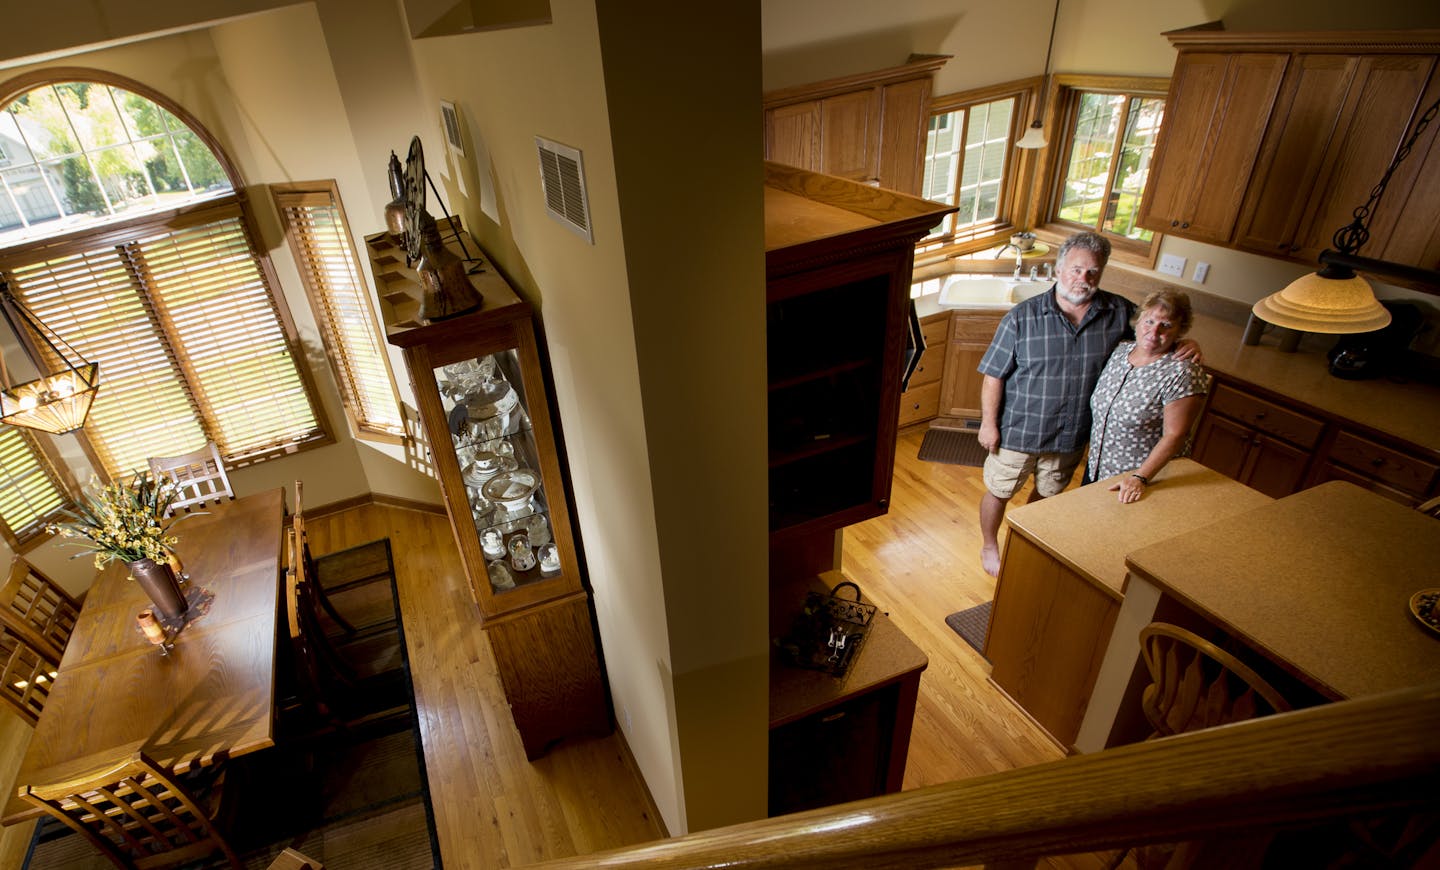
left=980, top=544, right=1000, bottom=577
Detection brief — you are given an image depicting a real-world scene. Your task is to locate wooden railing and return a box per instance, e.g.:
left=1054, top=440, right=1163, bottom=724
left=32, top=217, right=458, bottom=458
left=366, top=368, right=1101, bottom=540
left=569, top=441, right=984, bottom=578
left=528, top=683, right=1440, bottom=869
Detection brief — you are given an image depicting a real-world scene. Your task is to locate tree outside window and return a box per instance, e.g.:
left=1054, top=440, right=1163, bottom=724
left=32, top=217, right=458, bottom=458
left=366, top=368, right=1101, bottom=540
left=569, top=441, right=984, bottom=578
left=1054, top=91, right=1165, bottom=244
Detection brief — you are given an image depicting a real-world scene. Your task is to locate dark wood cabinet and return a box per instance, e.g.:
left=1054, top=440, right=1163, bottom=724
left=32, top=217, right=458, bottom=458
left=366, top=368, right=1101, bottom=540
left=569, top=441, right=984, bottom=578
left=373, top=229, right=608, bottom=759
left=764, top=162, right=954, bottom=544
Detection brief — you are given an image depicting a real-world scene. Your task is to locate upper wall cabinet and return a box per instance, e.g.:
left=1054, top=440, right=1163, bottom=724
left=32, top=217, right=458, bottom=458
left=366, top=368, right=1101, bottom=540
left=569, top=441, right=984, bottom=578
left=1136, top=51, right=1287, bottom=244
left=1139, top=28, right=1440, bottom=276
left=763, top=55, right=949, bottom=196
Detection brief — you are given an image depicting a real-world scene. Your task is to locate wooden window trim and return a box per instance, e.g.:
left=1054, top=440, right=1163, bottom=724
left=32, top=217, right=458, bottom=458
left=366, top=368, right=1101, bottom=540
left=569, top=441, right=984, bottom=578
left=1027, top=74, right=1170, bottom=269
left=0, top=426, right=78, bottom=551
left=272, top=180, right=406, bottom=443
left=917, top=77, right=1044, bottom=264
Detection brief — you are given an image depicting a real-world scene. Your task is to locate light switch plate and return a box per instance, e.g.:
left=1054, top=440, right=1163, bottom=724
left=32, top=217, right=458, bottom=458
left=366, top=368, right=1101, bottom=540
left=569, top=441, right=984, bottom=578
left=1193, top=262, right=1210, bottom=283
left=1158, top=254, right=1186, bottom=277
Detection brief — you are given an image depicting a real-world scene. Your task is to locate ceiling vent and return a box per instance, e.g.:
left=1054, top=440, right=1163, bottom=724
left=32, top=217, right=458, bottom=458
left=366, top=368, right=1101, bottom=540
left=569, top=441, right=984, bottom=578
left=535, top=136, right=593, bottom=243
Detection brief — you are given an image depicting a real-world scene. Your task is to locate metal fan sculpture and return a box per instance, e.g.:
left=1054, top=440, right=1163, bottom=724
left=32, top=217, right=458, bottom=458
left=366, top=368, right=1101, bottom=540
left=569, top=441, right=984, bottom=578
left=401, top=136, right=481, bottom=322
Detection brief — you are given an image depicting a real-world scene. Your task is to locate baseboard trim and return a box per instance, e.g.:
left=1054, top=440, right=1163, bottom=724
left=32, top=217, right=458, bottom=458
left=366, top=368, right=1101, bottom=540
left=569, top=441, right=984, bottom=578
left=614, top=726, right=670, bottom=840
left=308, top=491, right=448, bottom=520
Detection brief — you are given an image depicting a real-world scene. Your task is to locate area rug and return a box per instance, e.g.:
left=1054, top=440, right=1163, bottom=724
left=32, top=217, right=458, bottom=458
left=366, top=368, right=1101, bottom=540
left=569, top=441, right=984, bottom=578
left=945, top=600, right=993, bottom=658
left=918, top=427, right=988, bottom=467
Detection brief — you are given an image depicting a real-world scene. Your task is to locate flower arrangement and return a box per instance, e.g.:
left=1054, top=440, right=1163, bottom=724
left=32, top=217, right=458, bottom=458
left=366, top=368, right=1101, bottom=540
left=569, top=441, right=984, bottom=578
left=48, top=472, right=193, bottom=569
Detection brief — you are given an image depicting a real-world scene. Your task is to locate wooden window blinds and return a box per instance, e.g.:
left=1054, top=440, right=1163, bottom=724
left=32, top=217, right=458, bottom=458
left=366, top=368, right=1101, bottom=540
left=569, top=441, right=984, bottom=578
left=273, top=182, right=403, bottom=439
left=0, top=199, right=326, bottom=477
left=0, top=426, right=67, bottom=546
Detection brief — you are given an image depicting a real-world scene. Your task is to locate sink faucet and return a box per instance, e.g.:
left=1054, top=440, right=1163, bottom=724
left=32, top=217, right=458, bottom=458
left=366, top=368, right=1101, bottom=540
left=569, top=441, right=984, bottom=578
left=995, top=244, right=1024, bottom=278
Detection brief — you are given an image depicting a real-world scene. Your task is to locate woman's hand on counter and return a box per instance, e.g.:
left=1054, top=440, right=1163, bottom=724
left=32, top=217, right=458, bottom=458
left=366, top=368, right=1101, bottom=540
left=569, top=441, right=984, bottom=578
left=1110, top=474, right=1147, bottom=503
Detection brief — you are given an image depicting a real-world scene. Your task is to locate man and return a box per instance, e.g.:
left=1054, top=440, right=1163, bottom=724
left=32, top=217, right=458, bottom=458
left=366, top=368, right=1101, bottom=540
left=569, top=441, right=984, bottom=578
left=974, top=231, right=1197, bottom=576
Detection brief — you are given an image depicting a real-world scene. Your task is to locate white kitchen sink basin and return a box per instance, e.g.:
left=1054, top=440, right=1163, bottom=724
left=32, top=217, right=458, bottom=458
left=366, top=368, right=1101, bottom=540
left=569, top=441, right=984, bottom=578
left=937, top=275, right=1051, bottom=309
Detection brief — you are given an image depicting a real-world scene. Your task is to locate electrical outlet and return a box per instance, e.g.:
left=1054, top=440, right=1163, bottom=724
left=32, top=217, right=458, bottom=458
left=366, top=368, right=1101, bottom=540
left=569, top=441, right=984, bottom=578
left=1193, top=262, right=1210, bottom=283
left=1158, top=254, right=1186, bottom=277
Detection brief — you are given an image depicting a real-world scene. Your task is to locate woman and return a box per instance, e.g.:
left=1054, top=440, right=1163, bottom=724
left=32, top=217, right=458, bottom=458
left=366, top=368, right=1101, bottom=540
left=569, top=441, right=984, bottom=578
left=1087, top=288, right=1209, bottom=503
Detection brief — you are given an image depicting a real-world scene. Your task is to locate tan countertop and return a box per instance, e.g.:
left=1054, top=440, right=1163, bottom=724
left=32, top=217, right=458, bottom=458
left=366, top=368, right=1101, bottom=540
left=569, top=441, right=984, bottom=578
left=1124, top=481, right=1440, bottom=700
left=1004, top=459, right=1273, bottom=600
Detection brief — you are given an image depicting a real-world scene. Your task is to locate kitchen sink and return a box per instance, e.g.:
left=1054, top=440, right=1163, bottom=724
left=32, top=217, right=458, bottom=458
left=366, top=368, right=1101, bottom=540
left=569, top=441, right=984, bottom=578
left=937, top=274, right=1051, bottom=310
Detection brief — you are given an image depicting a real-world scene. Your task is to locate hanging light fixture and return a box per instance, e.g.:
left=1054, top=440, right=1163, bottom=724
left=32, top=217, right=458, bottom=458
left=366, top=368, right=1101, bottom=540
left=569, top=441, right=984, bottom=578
left=1016, top=0, right=1061, bottom=150
left=0, top=277, right=100, bottom=435
left=1247, top=95, right=1440, bottom=352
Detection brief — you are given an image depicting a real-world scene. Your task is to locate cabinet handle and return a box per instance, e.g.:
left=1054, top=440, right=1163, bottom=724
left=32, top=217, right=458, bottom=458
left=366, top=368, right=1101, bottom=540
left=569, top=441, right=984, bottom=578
left=1253, top=411, right=1267, bottom=420
left=1181, top=221, right=1190, bottom=229
left=1277, top=242, right=1288, bottom=250
left=912, top=403, right=921, bottom=411
left=1371, top=457, right=1386, bottom=467
left=1171, top=220, right=1180, bottom=227
left=821, top=712, right=847, bottom=723
left=1288, top=244, right=1302, bottom=253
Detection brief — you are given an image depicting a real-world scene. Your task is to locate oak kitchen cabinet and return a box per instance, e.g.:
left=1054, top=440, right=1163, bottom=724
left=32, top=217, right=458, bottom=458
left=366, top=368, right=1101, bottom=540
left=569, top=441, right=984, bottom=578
left=763, top=55, right=948, bottom=196
left=897, top=312, right=949, bottom=427
left=1140, top=28, right=1440, bottom=276
left=1191, top=374, right=1440, bottom=505
left=937, top=311, right=1004, bottom=421
left=1135, top=51, right=1287, bottom=245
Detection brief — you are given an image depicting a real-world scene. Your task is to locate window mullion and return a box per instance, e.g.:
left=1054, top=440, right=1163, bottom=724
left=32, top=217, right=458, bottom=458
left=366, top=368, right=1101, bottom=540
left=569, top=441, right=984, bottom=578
left=1097, top=98, right=1132, bottom=234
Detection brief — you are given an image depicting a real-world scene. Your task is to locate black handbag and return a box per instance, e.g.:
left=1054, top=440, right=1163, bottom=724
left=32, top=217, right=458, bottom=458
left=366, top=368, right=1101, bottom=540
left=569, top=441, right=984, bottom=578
left=776, top=581, right=878, bottom=677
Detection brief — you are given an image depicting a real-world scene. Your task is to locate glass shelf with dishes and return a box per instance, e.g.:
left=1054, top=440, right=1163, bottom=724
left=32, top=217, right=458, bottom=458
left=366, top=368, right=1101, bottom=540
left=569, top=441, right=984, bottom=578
left=434, top=350, right=565, bottom=594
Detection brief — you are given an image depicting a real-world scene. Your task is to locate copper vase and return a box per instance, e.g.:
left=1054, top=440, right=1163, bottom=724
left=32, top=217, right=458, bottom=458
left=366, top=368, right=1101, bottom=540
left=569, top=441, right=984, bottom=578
left=128, top=558, right=187, bottom=621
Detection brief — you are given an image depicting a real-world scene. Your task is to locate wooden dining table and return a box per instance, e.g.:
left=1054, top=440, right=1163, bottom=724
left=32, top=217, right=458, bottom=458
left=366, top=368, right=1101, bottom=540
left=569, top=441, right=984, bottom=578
left=2, top=487, right=286, bottom=825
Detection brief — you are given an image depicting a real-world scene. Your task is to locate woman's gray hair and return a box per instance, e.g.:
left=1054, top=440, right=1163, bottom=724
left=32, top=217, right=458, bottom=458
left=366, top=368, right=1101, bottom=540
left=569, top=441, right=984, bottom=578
left=1057, top=231, right=1111, bottom=268
left=1137, top=287, right=1194, bottom=336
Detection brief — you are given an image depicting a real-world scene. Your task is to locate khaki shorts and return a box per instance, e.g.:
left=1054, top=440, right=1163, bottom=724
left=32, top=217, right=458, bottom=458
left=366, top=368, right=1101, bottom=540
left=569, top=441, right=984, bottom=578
left=983, top=446, right=1086, bottom=500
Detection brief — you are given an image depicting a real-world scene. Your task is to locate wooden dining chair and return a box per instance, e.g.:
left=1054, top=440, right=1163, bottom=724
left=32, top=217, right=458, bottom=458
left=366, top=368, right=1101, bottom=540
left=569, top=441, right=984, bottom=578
left=268, top=847, right=325, bottom=869
left=292, top=481, right=398, bottom=639
left=284, top=527, right=352, bottom=729
left=18, top=749, right=240, bottom=869
left=3, top=556, right=80, bottom=659
left=0, top=617, right=61, bottom=724
left=147, top=441, right=234, bottom=515
left=1139, top=622, right=1293, bottom=738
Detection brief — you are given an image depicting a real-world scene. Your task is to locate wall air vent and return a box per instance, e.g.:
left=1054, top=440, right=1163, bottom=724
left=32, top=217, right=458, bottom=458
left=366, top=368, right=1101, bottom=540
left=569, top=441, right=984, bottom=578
left=535, top=136, right=593, bottom=244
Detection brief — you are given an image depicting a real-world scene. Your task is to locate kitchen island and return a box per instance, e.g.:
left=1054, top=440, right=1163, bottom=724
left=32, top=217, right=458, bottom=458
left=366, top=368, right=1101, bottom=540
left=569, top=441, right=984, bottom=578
left=1077, top=480, right=1440, bottom=752
left=985, top=459, right=1271, bottom=749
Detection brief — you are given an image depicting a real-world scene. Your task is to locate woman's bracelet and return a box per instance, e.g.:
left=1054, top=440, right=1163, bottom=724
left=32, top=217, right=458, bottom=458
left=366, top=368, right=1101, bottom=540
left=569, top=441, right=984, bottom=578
left=1131, top=473, right=1149, bottom=485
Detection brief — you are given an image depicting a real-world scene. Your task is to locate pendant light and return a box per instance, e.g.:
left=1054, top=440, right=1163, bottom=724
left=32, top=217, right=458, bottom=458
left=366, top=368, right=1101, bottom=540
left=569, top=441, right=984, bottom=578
left=0, top=277, right=100, bottom=435
left=1247, top=94, right=1440, bottom=350
left=1017, top=0, right=1061, bottom=150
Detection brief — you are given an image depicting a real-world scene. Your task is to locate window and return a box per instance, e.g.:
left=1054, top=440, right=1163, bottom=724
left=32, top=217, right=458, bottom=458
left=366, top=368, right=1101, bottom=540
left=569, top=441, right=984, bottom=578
left=0, top=73, right=327, bottom=481
left=917, top=80, right=1037, bottom=259
left=274, top=182, right=403, bottom=440
left=1047, top=80, right=1166, bottom=249
left=0, top=425, right=69, bottom=547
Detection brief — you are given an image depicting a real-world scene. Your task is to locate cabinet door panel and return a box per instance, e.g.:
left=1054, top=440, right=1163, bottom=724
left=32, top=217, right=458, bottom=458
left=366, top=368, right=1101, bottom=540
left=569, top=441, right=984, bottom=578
left=1244, top=433, right=1311, bottom=498
left=877, top=78, right=931, bottom=194
left=1311, top=461, right=1420, bottom=507
left=898, top=379, right=942, bottom=427
left=1288, top=55, right=1435, bottom=264
left=765, top=101, right=822, bottom=170
left=1326, top=430, right=1439, bottom=497
left=820, top=90, right=880, bottom=182
left=1192, top=413, right=1253, bottom=480
left=1374, top=71, right=1440, bottom=271
left=1140, top=52, right=1286, bottom=243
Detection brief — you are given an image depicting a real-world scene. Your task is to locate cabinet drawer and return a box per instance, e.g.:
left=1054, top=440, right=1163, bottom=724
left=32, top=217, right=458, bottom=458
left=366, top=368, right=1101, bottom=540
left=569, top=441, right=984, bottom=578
left=1326, top=431, right=1439, bottom=497
left=920, top=314, right=949, bottom=349
left=898, top=379, right=942, bottom=427
left=950, top=312, right=1004, bottom=342
left=908, top=344, right=944, bottom=388
left=1207, top=383, right=1323, bottom=449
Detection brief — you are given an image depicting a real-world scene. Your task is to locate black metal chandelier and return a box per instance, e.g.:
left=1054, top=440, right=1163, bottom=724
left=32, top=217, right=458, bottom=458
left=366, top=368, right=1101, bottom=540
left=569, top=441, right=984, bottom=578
left=0, top=276, right=100, bottom=435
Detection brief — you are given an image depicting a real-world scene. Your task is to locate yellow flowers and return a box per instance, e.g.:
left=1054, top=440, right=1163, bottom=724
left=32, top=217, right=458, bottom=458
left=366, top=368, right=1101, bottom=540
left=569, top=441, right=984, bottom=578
left=48, top=471, right=198, bottom=569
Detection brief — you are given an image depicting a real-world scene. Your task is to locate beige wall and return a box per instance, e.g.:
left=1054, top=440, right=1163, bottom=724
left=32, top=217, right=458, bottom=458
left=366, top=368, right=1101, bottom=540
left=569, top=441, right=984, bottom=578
left=404, top=0, right=769, bottom=834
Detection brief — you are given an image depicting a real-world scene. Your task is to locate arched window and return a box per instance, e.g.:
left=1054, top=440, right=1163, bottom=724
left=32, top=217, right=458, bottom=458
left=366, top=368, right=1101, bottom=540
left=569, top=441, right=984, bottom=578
left=0, top=72, right=327, bottom=530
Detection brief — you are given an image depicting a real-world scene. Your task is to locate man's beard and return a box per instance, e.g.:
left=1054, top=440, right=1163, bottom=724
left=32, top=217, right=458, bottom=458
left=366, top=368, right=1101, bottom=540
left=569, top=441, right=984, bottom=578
left=1060, top=283, right=1096, bottom=305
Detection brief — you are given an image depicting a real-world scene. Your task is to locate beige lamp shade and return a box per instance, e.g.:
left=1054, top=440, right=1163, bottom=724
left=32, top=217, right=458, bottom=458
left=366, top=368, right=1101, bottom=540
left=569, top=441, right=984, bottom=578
left=1016, top=122, right=1047, bottom=150
left=1251, top=271, right=1392, bottom=334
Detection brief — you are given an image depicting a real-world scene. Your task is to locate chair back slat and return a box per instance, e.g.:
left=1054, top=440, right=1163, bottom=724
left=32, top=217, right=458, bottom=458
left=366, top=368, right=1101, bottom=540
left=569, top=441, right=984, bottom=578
left=148, top=442, right=234, bottom=515
left=1140, top=622, right=1292, bottom=739
left=3, top=556, right=80, bottom=658
left=20, top=749, right=240, bottom=869
left=0, top=618, right=60, bottom=724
